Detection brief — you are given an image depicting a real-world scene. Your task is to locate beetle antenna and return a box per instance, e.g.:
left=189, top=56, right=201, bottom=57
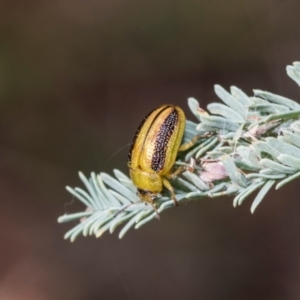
left=113, top=203, right=135, bottom=218
left=106, top=143, right=131, bottom=167
left=114, top=202, right=161, bottom=220
left=113, top=201, right=143, bottom=218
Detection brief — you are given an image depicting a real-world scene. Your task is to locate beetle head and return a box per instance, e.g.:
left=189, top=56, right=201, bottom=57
left=137, top=189, right=157, bottom=204
left=137, top=189, right=160, bottom=219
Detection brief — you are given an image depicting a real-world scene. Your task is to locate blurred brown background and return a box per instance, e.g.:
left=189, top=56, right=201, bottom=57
left=1, top=1, right=300, bottom=299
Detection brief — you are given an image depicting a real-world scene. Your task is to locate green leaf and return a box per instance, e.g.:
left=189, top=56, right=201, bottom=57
left=207, top=103, right=244, bottom=122
left=222, top=155, right=249, bottom=188
left=214, top=85, right=246, bottom=118
left=58, top=61, right=300, bottom=240
left=251, top=180, right=275, bottom=213
left=253, top=90, right=300, bottom=110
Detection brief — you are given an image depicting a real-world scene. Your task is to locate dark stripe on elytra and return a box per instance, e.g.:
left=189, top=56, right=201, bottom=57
left=151, top=108, right=178, bottom=172
left=127, top=106, right=172, bottom=164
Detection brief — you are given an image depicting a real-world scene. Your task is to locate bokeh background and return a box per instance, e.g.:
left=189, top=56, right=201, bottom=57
left=1, top=1, right=300, bottom=299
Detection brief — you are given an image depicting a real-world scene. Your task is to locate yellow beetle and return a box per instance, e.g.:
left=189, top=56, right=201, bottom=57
left=128, top=104, right=197, bottom=212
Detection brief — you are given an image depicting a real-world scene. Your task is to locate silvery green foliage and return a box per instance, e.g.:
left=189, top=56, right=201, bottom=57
left=58, top=62, right=300, bottom=241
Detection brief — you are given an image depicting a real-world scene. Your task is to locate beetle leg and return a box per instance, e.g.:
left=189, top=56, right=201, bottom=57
left=151, top=203, right=161, bottom=220
left=168, top=157, right=196, bottom=179
left=161, top=177, right=179, bottom=206
left=168, top=165, right=193, bottom=179
left=178, top=132, right=214, bottom=152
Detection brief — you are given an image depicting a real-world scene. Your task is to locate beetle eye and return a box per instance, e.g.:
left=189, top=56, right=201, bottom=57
left=137, top=189, right=147, bottom=196
left=151, top=194, right=157, bottom=201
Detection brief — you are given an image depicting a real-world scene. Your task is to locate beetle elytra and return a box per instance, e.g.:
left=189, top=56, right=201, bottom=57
left=128, top=104, right=201, bottom=213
